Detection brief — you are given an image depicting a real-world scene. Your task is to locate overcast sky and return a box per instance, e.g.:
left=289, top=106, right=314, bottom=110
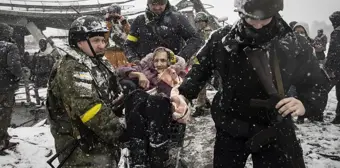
left=204, top=0, right=340, bottom=25
left=43, top=0, right=340, bottom=35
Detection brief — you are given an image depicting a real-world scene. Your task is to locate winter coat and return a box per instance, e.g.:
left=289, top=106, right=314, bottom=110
left=313, top=34, right=327, bottom=52
left=47, top=46, right=123, bottom=168
left=293, top=22, right=314, bottom=44
left=104, top=19, right=130, bottom=68
left=0, top=41, right=22, bottom=92
left=118, top=53, right=186, bottom=96
left=178, top=17, right=328, bottom=128
left=198, top=26, right=213, bottom=41
left=124, top=2, right=204, bottom=62
left=325, top=11, right=340, bottom=76
left=31, top=51, right=56, bottom=88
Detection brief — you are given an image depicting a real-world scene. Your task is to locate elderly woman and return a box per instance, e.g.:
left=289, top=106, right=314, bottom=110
left=119, top=47, right=189, bottom=168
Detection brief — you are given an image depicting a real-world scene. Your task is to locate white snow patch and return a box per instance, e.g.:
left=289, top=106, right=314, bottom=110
left=1, top=126, right=57, bottom=168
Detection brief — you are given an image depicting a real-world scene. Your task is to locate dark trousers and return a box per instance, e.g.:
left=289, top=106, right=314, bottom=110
left=124, top=89, right=172, bottom=168
left=0, top=91, right=15, bottom=146
left=213, top=123, right=305, bottom=168
left=335, top=82, right=340, bottom=117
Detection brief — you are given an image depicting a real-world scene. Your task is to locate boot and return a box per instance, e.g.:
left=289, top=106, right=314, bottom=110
left=192, top=106, right=209, bottom=117
left=0, top=139, right=18, bottom=155
left=332, top=105, right=340, bottom=124
left=148, top=139, right=170, bottom=168
left=331, top=116, right=340, bottom=124
left=205, top=99, right=211, bottom=108
left=296, top=117, right=305, bottom=124
left=128, top=138, right=148, bottom=168
left=310, top=115, right=324, bottom=122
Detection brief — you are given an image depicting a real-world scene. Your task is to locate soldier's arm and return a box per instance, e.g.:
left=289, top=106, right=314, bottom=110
left=7, top=44, right=22, bottom=79
left=178, top=32, right=215, bottom=101
left=322, top=35, right=328, bottom=50
left=176, top=14, right=205, bottom=61
left=58, top=62, right=123, bottom=144
left=124, top=16, right=141, bottom=62
left=292, top=36, right=329, bottom=117
left=121, top=18, right=131, bottom=34
left=104, top=21, right=113, bottom=43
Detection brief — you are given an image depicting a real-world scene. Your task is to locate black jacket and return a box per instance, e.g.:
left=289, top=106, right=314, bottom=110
left=0, top=41, right=22, bottom=92
left=179, top=18, right=328, bottom=128
left=124, top=3, right=204, bottom=62
left=325, top=11, right=340, bottom=76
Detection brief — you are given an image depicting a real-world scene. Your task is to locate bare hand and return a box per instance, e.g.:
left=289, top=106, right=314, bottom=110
left=137, top=73, right=150, bottom=89
left=275, top=97, right=305, bottom=117
left=170, top=85, right=190, bottom=123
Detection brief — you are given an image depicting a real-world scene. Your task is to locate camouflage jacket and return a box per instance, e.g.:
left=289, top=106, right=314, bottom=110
left=48, top=46, right=123, bottom=147
left=198, top=26, right=213, bottom=41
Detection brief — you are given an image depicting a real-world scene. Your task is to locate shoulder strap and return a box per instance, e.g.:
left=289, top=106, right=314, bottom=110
left=272, top=54, right=285, bottom=97
left=150, top=24, right=170, bottom=48
left=270, top=41, right=285, bottom=97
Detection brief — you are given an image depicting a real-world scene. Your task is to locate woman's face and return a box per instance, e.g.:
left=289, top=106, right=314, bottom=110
left=294, top=27, right=306, bottom=36
left=153, top=51, right=169, bottom=72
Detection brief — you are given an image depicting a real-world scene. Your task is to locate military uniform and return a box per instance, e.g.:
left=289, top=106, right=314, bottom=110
left=47, top=46, right=124, bottom=167
left=104, top=4, right=130, bottom=68
left=0, top=23, right=22, bottom=152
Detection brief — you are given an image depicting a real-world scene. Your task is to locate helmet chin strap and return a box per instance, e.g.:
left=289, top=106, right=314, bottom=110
left=86, top=38, right=104, bottom=58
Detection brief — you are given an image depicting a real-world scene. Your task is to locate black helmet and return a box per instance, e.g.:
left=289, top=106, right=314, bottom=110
left=68, top=15, right=108, bottom=48
left=234, top=0, right=283, bottom=20
left=107, top=4, right=121, bottom=14
left=147, top=0, right=168, bottom=5
left=194, top=12, right=209, bottom=23
left=39, top=39, right=47, bottom=50
left=330, top=11, right=340, bottom=28
left=0, top=23, right=14, bottom=41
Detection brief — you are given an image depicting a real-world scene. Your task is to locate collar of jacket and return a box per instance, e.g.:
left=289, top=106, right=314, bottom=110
left=144, top=3, right=173, bottom=24
left=222, top=18, right=298, bottom=55
left=61, top=46, right=100, bottom=70
left=63, top=46, right=118, bottom=76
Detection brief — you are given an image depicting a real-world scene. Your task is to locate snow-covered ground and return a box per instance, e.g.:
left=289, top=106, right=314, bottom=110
left=1, top=87, right=340, bottom=168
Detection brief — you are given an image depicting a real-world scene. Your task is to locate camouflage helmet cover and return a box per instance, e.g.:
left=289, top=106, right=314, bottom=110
left=68, top=15, right=108, bottom=47
left=107, top=4, right=121, bottom=14
left=147, top=0, right=168, bottom=5
left=234, top=0, right=284, bottom=20
left=0, top=23, right=14, bottom=40
left=194, top=12, right=209, bottom=22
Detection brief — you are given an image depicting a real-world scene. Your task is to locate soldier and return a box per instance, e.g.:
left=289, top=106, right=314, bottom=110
left=125, top=0, right=203, bottom=63
left=313, top=29, right=328, bottom=64
left=104, top=4, right=130, bottom=68
left=171, top=0, right=328, bottom=167
left=0, top=23, right=22, bottom=154
left=32, top=39, right=55, bottom=105
left=192, top=12, right=214, bottom=117
left=46, top=16, right=124, bottom=167
left=194, top=12, right=213, bottom=40
left=325, top=11, right=340, bottom=124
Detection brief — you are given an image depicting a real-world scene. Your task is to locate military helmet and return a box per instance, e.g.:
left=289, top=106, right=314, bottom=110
left=194, top=12, right=209, bottom=23
left=330, top=11, right=340, bottom=27
left=68, top=15, right=108, bottom=47
left=107, top=4, right=121, bottom=14
left=234, top=0, right=284, bottom=20
left=0, top=23, right=14, bottom=40
left=147, top=0, right=168, bottom=5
